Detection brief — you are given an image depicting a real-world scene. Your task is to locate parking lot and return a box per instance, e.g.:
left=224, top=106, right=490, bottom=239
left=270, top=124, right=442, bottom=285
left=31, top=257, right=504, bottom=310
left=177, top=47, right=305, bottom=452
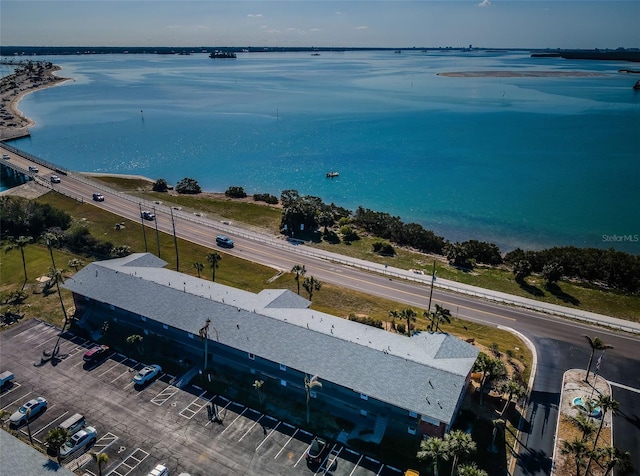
left=1, top=320, right=405, bottom=476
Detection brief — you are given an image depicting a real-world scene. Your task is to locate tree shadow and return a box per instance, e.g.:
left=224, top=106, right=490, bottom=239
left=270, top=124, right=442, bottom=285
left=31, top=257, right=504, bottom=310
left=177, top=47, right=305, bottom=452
left=516, top=279, right=544, bottom=297
left=545, top=283, right=580, bottom=305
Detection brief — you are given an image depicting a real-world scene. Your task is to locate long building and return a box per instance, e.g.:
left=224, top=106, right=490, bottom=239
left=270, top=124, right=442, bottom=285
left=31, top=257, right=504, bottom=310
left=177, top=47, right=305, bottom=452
left=64, top=253, right=479, bottom=441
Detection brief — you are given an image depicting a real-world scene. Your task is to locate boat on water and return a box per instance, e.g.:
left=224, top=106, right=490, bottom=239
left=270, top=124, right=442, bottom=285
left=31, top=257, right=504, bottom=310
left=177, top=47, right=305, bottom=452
left=209, top=50, right=237, bottom=59
left=326, top=172, right=339, bottom=178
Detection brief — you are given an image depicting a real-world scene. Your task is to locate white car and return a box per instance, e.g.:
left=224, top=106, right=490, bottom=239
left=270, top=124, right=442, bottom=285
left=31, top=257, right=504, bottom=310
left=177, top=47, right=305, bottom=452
left=28, top=165, right=39, bottom=173
left=59, top=426, right=97, bottom=457
left=147, top=464, right=169, bottom=476
left=9, top=397, right=48, bottom=426
left=133, top=364, right=162, bottom=385
left=50, top=175, right=61, bottom=183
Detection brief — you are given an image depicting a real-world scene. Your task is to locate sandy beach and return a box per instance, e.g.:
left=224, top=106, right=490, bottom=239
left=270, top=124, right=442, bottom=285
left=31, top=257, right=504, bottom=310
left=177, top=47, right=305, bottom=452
left=0, top=60, right=70, bottom=140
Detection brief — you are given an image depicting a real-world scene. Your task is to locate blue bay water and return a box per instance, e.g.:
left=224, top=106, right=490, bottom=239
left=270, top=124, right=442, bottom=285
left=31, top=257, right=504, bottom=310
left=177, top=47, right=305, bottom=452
left=4, top=51, right=640, bottom=253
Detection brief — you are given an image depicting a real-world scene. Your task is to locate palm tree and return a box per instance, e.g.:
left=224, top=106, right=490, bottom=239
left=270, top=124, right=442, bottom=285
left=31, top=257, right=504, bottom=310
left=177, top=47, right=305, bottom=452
left=67, top=258, right=84, bottom=272
left=44, top=427, right=70, bottom=462
left=500, top=379, right=525, bottom=415
left=457, top=463, right=489, bottom=476
left=584, top=394, right=620, bottom=476
left=91, top=451, right=109, bottom=476
left=416, top=436, right=449, bottom=476
left=126, top=334, right=144, bottom=355
left=399, top=308, right=417, bottom=336
left=583, top=335, right=613, bottom=382
left=4, top=235, right=32, bottom=289
left=206, top=252, right=222, bottom=282
left=560, top=438, right=589, bottom=476
left=193, top=262, right=204, bottom=278
left=253, top=379, right=265, bottom=405
left=596, top=446, right=633, bottom=476
left=488, top=418, right=505, bottom=453
left=473, top=353, right=506, bottom=406
left=445, top=430, right=476, bottom=476
left=291, top=264, right=306, bottom=295
left=431, top=304, right=452, bottom=332
left=304, top=374, right=322, bottom=424
left=302, top=276, right=322, bottom=301
left=567, top=412, right=597, bottom=442
left=388, top=310, right=400, bottom=331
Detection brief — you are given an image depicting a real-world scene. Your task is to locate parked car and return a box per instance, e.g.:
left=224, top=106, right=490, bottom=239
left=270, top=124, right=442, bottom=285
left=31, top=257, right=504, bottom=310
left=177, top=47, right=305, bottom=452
left=57, top=413, right=86, bottom=436
left=0, top=370, right=15, bottom=389
left=83, top=345, right=110, bottom=364
left=2, top=154, right=9, bottom=160
left=50, top=175, right=61, bottom=183
left=215, top=235, right=234, bottom=248
left=133, top=364, right=162, bottom=385
left=59, top=426, right=97, bottom=457
left=92, top=193, right=105, bottom=201
left=147, top=463, right=169, bottom=476
left=28, top=165, right=39, bottom=173
left=141, top=210, right=156, bottom=221
left=305, top=437, right=328, bottom=464
left=9, top=397, right=48, bottom=426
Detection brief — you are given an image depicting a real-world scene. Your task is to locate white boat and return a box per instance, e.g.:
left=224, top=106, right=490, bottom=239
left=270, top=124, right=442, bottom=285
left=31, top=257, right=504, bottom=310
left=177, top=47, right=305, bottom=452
left=326, top=172, right=339, bottom=178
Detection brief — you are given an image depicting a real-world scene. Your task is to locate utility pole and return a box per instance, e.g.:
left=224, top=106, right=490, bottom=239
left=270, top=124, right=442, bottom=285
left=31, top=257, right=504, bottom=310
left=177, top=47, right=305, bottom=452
left=199, top=318, right=211, bottom=371
left=171, top=207, right=179, bottom=272
left=153, top=206, right=160, bottom=258
left=139, top=203, right=148, bottom=252
left=427, top=260, right=436, bottom=316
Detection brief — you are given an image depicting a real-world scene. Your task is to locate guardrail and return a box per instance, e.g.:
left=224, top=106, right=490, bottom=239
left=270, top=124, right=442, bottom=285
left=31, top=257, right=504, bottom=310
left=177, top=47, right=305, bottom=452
left=4, top=146, right=638, bottom=334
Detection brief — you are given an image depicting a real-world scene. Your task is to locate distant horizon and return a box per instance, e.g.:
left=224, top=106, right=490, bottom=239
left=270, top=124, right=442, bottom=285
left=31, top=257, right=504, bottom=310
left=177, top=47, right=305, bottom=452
left=1, top=1, right=638, bottom=50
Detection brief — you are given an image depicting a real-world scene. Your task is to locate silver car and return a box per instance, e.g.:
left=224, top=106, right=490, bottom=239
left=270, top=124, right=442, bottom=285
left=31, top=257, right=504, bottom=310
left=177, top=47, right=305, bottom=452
left=133, top=364, right=162, bottom=385
left=9, top=397, right=48, bottom=426
left=59, top=426, right=97, bottom=457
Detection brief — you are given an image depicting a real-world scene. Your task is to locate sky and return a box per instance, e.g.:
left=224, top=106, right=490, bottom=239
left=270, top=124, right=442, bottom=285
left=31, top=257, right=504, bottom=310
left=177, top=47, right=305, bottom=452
left=1, top=1, right=639, bottom=49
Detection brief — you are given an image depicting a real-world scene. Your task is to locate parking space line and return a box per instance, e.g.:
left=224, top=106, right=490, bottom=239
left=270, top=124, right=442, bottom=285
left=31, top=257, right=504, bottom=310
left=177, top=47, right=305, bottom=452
left=238, top=413, right=264, bottom=442
left=385, top=464, right=403, bottom=474
left=1, top=391, right=32, bottom=411
left=0, top=381, right=22, bottom=397
left=23, top=326, right=56, bottom=343
left=106, top=447, right=149, bottom=476
left=98, top=361, right=121, bottom=377
left=12, top=322, right=50, bottom=339
left=375, top=464, right=385, bottom=476
left=255, top=420, right=280, bottom=450
left=219, top=406, right=248, bottom=436
left=34, top=333, right=60, bottom=348
left=111, top=363, right=142, bottom=384
left=92, top=432, right=119, bottom=454
left=32, top=410, right=69, bottom=436
left=274, top=428, right=299, bottom=459
left=178, top=389, right=208, bottom=418
left=294, top=440, right=312, bottom=467
left=150, top=385, right=179, bottom=406
left=315, top=444, right=342, bottom=475
left=205, top=398, right=233, bottom=427
left=349, top=453, right=365, bottom=476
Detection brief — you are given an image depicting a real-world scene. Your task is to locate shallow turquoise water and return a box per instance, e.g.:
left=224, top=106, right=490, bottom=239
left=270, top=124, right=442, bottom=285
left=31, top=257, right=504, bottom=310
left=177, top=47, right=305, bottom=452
left=4, top=51, right=640, bottom=252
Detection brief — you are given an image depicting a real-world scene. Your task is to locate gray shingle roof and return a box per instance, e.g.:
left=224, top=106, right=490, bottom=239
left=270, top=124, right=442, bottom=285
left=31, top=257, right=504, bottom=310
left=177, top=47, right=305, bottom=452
left=1, top=430, right=75, bottom=476
left=64, top=254, right=479, bottom=425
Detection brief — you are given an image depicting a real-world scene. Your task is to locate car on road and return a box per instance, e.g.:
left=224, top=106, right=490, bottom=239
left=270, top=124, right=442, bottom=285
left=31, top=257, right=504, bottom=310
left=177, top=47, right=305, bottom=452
left=215, top=235, right=234, bottom=248
left=9, top=397, right=48, bottom=426
left=141, top=210, right=156, bottom=221
left=59, top=426, right=97, bottom=458
left=50, top=175, right=61, bottom=183
left=2, top=154, right=9, bottom=160
left=133, top=364, right=162, bottom=385
left=305, top=437, right=328, bottom=464
left=147, top=463, right=169, bottom=476
left=92, top=193, right=105, bottom=202
left=28, top=165, right=39, bottom=173
left=83, top=345, right=110, bottom=364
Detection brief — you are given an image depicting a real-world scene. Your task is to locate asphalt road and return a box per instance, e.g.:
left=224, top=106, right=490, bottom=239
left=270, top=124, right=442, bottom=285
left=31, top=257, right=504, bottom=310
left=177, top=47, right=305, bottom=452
left=3, top=147, right=640, bottom=475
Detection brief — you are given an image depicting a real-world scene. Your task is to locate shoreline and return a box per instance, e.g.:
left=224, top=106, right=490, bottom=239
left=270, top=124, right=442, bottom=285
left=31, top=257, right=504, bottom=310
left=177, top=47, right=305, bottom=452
left=0, top=62, right=71, bottom=140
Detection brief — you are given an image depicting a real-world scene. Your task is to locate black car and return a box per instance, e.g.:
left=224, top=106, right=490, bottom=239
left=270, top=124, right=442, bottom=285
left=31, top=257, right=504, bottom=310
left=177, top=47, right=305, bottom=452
left=305, top=437, right=328, bottom=464
left=215, top=235, right=234, bottom=248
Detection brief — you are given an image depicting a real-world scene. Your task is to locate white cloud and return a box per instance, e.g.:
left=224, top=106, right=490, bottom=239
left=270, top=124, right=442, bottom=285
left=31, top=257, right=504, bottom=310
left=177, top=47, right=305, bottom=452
left=309, top=28, right=322, bottom=32
left=355, top=26, right=368, bottom=30
left=247, top=13, right=263, bottom=18
left=197, top=25, right=208, bottom=30
left=166, top=25, right=181, bottom=29
left=260, top=25, right=268, bottom=29
left=477, top=0, right=491, bottom=7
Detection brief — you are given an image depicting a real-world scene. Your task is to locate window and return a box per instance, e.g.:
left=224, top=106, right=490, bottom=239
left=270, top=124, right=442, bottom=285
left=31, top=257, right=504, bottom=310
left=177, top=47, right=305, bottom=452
left=407, top=427, right=417, bottom=435
left=162, top=324, right=168, bottom=330
left=360, top=409, right=368, bottom=417
left=109, top=304, right=115, bottom=310
left=280, top=379, right=287, bottom=387
left=279, top=364, right=287, bottom=371
left=143, top=329, right=149, bottom=335
left=409, top=411, right=418, bottom=418
left=248, top=353, right=255, bottom=360
left=250, top=368, right=256, bottom=375
left=360, top=393, right=368, bottom=401
left=188, top=333, right=194, bottom=339
left=309, top=390, right=317, bottom=399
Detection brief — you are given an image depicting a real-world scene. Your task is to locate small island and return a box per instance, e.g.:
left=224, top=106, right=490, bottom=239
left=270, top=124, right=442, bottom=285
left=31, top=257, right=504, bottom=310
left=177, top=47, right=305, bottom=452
left=0, top=60, right=70, bottom=140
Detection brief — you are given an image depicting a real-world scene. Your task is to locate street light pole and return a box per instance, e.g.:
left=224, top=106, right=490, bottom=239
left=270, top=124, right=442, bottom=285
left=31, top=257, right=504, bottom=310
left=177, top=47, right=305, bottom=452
left=427, top=260, right=436, bottom=316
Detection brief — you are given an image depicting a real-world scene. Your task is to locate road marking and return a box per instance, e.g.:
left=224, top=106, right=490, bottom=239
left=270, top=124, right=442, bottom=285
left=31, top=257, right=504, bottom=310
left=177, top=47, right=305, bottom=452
left=219, top=406, right=248, bottom=436
left=0, top=381, right=22, bottom=397
left=98, top=361, right=121, bottom=377
left=178, top=390, right=209, bottom=418
left=112, top=363, right=142, bottom=385
left=348, top=453, right=364, bottom=476
left=1, top=391, right=32, bottom=411
left=32, top=410, right=69, bottom=436
left=12, top=322, right=50, bottom=339
left=274, top=428, right=298, bottom=459
left=92, top=432, right=119, bottom=455
left=106, top=447, right=149, bottom=476
left=205, top=398, right=233, bottom=427
left=238, top=413, right=264, bottom=441
left=150, top=385, right=179, bottom=406
left=34, top=333, right=60, bottom=348
left=294, top=440, right=312, bottom=467
left=255, top=420, right=280, bottom=451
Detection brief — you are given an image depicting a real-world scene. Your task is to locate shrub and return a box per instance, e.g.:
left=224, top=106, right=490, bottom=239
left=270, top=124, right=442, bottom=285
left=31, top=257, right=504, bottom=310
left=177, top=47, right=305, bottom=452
left=253, top=193, right=278, bottom=205
left=152, top=178, right=168, bottom=192
left=339, top=225, right=359, bottom=242
left=372, top=241, right=395, bottom=256
left=396, top=323, right=406, bottom=334
left=348, top=313, right=383, bottom=329
left=225, top=186, right=247, bottom=198
left=175, top=177, right=201, bottom=194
